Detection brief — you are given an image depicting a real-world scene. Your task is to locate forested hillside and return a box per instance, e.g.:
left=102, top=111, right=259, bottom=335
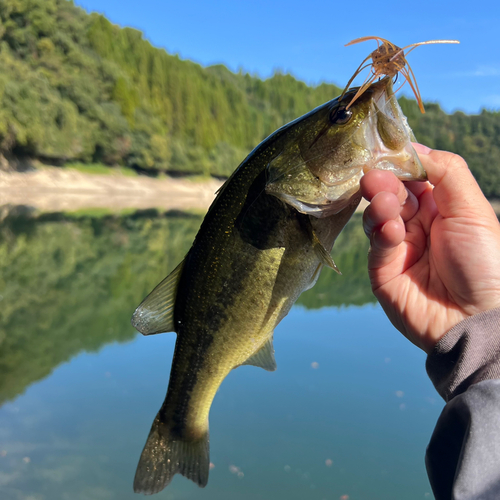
left=1, top=0, right=500, bottom=195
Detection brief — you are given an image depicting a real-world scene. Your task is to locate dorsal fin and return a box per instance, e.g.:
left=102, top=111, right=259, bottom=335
left=131, top=260, right=184, bottom=335
left=241, top=337, right=277, bottom=371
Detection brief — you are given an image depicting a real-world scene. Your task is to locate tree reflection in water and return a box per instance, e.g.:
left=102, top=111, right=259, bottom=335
left=0, top=209, right=372, bottom=405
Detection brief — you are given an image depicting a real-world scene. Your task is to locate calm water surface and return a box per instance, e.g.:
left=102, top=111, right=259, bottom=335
left=0, top=210, right=443, bottom=500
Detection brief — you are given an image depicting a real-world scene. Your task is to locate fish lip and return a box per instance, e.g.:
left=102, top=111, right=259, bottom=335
left=362, top=76, right=393, bottom=101
left=364, top=154, right=427, bottom=181
left=362, top=141, right=427, bottom=183
left=361, top=79, right=427, bottom=182
left=339, top=76, right=391, bottom=108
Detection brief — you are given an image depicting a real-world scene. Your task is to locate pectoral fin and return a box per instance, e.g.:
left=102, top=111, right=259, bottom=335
left=131, top=260, right=184, bottom=335
left=313, top=238, right=341, bottom=275
left=300, top=216, right=341, bottom=275
left=241, top=337, right=277, bottom=372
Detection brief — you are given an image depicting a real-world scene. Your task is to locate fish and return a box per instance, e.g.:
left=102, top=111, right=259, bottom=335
left=131, top=76, right=426, bottom=494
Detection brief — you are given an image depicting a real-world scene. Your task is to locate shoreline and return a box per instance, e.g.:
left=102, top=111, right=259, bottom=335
left=0, top=166, right=224, bottom=213
left=1, top=166, right=498, bottom=216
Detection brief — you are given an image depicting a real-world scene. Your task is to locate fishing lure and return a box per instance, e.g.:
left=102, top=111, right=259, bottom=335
left=342, top=37, right=459, bottom=113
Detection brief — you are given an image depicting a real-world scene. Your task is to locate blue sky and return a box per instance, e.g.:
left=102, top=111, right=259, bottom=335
left=75, top=0, right=499, bottom=114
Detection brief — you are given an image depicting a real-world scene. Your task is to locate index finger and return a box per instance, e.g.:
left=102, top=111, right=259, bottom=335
left=412, top=143, right=494, bottom=220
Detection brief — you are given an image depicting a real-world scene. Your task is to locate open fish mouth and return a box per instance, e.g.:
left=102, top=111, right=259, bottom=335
left=362, top=77, right=426, bottom=181
left=265, top=77, right=426, bottom=218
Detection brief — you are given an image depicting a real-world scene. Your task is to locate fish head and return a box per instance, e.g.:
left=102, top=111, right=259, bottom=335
left=265, top=77, right=426, bottom=217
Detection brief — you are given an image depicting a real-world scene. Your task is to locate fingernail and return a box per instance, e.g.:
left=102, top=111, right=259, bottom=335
left=412, top=142, right=432, bottom=155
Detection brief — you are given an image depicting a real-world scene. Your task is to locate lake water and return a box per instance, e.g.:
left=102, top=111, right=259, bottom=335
left=0, top=209, right=443, bottom=500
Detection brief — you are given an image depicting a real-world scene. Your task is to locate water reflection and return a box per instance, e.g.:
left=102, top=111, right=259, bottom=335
left=0, top=209, right=198, bottom=404
left=0, top=209, right=441, bottom=500
left=0, top=209, right=372, bottom=405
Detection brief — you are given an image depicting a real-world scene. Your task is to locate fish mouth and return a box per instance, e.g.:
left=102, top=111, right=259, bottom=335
left=362, top=78, right=427, bottom=181
left=264, top=77, right=427, bottom=219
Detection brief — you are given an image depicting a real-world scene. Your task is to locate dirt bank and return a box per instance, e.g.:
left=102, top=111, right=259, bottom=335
left=0, top=166, right=371, bottom=214
left=4, top=166, right=498, bottom=216
left=0, top=166, right=224, bottom=213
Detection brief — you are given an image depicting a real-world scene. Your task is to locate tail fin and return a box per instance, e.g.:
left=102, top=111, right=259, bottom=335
left=133, top=413, right=210, bottom=494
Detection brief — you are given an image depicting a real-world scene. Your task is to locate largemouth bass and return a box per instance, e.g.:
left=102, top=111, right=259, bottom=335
left=131, top=77, right=426, bottom=494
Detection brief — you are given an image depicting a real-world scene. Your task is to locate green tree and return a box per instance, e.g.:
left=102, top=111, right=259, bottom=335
left=0, top=0, right=499, bottom=195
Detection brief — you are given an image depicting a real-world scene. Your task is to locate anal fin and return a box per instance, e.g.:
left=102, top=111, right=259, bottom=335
left=131, top=259, right=185, bottom=335
left=241, top=337, right=277, bottom=372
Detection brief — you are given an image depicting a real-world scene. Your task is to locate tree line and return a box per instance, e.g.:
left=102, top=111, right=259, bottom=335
left=1, top=0, right=500, bottom=196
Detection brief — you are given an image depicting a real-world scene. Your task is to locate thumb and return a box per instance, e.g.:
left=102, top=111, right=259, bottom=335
left=412, top=143, right=495, bottom=220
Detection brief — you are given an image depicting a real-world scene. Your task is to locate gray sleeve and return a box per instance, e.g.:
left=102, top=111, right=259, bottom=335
left=425, top=308, right=500, bottom=500
left=426, top=308, right=500, bottom=402
left=426, top=380, right=500, bottom=500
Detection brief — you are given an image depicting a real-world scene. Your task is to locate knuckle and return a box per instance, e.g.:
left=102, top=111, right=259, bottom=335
left=446, top=153, right=468, bottom=172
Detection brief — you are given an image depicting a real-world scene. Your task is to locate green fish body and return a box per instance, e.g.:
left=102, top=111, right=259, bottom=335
left=131, top=78, right=426, bottom=493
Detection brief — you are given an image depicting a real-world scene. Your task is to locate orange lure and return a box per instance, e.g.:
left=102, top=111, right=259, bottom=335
left=342, top=36, right=459, bottom=113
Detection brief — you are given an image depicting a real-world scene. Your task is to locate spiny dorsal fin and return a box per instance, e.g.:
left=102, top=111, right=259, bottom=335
left=241, top=337, right=277, bottom=371
left=131, top=260, right=184, bottom=335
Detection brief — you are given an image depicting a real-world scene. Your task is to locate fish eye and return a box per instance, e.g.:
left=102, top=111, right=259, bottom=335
left=329, top=106, right=352, bottom=125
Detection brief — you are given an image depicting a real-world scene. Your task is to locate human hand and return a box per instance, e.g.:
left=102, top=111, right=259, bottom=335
left=361, top=144, right=500, bottom=353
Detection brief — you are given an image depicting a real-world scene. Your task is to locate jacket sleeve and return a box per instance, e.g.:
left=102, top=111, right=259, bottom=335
left=425, top=308, right=500, bottom=500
